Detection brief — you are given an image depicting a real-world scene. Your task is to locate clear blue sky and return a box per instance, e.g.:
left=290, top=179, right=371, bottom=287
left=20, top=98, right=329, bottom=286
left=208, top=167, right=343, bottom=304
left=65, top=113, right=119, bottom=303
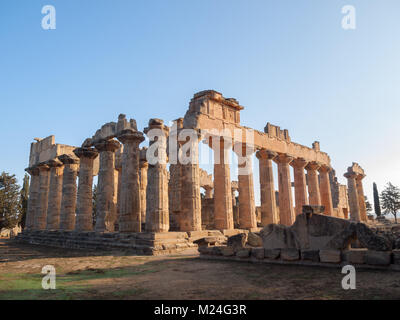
left=1, top=0, right=399, bottom=205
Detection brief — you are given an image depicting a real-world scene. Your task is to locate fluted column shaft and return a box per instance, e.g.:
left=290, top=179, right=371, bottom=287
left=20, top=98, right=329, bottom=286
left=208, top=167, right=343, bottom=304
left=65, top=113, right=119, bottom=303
left=34, top=164, right=50, bottom=230
left=344, top=172, right=361, bottom=221
left=211, top=138, right=234, bottom=230
left=257, top=150, right=278, bottom=225
left=117, top=130, right=144, bottom=232
left=273, top=154, right=295, bottom=226
left=25, top=167, right=40, bottom=230
left=306, top=162, right=322, bottom=206
left=145, top=119, right=170, bottom=232
left=59, top=155, right=79, bottom=231
left=356, top=174, right=367, bottom=222
left=140, top=160, right=148, bottom=225
left=74, top=148, right=98, bottom=231
left=46, top=160, right=64, bottom=230
left=319, top=165, right=334, bottom=216
left=290, top=158, right=308, bottom=216
left=94, top=140, right=121, bottom=232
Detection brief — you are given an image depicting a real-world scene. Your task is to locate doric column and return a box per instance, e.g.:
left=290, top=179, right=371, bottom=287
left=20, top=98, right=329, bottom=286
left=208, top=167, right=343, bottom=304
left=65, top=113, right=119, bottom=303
left=178, top=131, right=202, bottom=231
left=73, top=147, right=98, bottom=231
left=139, top=149, right=148, bottom=225
left=116, top=129, right=145, bottom=232
left=306, top=161, right=321, bottom=206
left=210, top=137, right=234, bottom=230
left=290, top=158, right=308, bottom=216
left=144, top=119, right=170, bottom=232
left=235, top=143, right=256, bottom=230
left=344, top=172, right=361, bottom=222
left=204, top=186, right=213, bottom=199
left=34, top=163, right=50, bottom=230
left=58, top=155, right=79, bottom=231
left=46, top=159, right=64, bottom=230
left=356, top=174, right=367, bottom=222
left=318, top=165, right=334, bottom=216
left=24, top=166, right=40, bottom=230
left=256, top=150, right=279, bottom=226
left=94, top=139, right=121, bottom=232
left=273, top=154, right=295, bottom=226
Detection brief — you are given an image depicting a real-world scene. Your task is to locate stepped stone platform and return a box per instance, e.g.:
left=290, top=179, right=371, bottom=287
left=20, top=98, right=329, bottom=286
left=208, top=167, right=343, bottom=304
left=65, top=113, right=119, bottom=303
left=15, top=229, right=240, bottom=255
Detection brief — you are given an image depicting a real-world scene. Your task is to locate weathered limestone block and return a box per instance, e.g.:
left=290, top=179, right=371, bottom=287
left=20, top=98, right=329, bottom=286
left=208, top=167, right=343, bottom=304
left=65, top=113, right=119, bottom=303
left=355, top=222, right=392, bottom=251
left=46, top=159, right=64, bottom=230
left=247, top=232, right=262, bottom=247
left=74, top=147, right=99, bottom=231
left=193, top=236, right=220, bottom=247
left=236, top=248, right=251, bottom=258
left=343, top=249, right=367, bottom=264
left=25, top=166, right=40, bottom=230
left=221, top=246, right=235, bottom=256
left=301, top=250, right=320, bottom=262
left=251, top=247, right=265, bottom=260
left=319, top=249, right=341, bottom=263
left=34, top=163, right=50, bottom=230
left=261, top=224, right=296, bottom=249
left=365, top=250, right=391, bottom=266
left=117, top=128, right=145, bottom=232
left=281, top=248, right=300, bottom=261
left=145, top=119, right=170, bottom=232
left=227, top=233, right=247, bottom=252
left=392, top=250, right=400, bottom=265
left=264, top=248, right=281, bottom=259
left=94, top=139, right=120, bottom=232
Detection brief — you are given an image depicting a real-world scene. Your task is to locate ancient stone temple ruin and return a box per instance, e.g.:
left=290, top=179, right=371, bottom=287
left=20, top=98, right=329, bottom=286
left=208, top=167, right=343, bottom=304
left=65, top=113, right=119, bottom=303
left=19, top=90, right=370, bottom=255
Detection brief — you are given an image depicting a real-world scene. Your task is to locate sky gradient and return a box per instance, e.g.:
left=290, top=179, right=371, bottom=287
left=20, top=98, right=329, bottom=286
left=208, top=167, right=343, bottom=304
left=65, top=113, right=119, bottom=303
left=1, top=0, right=399, bottom=208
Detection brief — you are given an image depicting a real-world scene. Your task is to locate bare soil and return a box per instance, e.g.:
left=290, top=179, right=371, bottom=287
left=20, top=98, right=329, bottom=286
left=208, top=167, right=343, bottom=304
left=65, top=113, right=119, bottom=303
left=1, top=239, right=399, bottom=300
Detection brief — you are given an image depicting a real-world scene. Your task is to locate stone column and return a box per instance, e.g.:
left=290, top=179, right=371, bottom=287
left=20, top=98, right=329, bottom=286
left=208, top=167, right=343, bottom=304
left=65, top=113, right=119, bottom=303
left=179, top=132, right=202, bottom=232
left=34, top=163, right=50, bottom=230
left=235, top=144, right=256, bottom=230
left=290, top=158, right=308, bottom=216
left=25, top=166, right=40, bottom=230
left=318, top=165, right=334, bottom=216
left=46, top=159, right=64, bottom=230
left=58, top=155, right=79, bottom=231
left=74, top=147, right=98, bottom=231
left=94, top=139, right=121, bottom=232
left=256, top=150, right=279, bottom=226
left=144, top=119, right=170, bottom=232
left=273, top=154, right=295, bottom=226
left=210, top=137, right=234, bottom=230
left=204, top=186, right=213, bottom=199
left=139, top=151, right=148, bottom=225
left=306, top=161, right=321, bottom=206
left=356, top=174, right=367, bottom=222
left=344, top=172, right=361, bottom=222
left=117, top=129, right=145, bottom=232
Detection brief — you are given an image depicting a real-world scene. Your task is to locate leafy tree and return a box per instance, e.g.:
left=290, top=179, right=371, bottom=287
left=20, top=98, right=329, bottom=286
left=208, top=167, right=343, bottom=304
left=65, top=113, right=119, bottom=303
left=373, top=182, right=382, bottom=216
left=19, top=174, right=29, bottom=229
left=0, top=172, right=21, bottom=229
left=381, top=182, right=400, bottom=223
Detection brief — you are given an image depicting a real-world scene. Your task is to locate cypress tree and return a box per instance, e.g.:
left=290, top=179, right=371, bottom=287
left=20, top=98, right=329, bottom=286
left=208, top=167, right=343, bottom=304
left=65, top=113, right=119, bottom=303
left=373, top=182, right=381, bottom=216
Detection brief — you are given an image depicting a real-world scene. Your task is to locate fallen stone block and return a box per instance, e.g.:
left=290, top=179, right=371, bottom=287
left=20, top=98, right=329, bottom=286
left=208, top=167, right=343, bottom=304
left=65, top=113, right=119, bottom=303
left=356, top=223, right=392, bottom=251
left=212, top=246, right=224, bottom=256
left=227, top=233, right=247, bottom=252
left=198, top=246, right=213, bottom=255
left=264, top=248, right=281, bottom=259
left=221, top=246, right=235, bottom=257
left=365, top=250, right=391, bottom=266
left=301, top=250, right=320, bottom=262
left=236, top=248, right=251, bottom=258
left=343, top=249, right=367, bottom=264
left=193, top=236, right=219, bottom=247
left=251, top=247, right=264, bottom=260
left=392, top=250, right=400, bottom=265
left=319, top=250, right=341, bottom=263
left=281, top=248, right=299, bottom=261
left=261, top=224, right=296, bottom=249
left=247, top=232, right=263, bottom=247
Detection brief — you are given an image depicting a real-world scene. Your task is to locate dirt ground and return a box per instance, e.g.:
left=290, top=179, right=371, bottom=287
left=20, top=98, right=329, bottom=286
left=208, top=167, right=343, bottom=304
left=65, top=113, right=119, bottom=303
left=0, top=239, right=399, bottom=300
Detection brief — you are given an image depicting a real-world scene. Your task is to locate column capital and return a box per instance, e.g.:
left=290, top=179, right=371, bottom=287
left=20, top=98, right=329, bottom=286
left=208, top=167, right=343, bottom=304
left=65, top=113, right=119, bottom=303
left=318, top=164, right=332, bottom=173
left=206, top=135, right=233, bottom=150
left=290, top=157, right=308, bottom=169
left=273, top=153, right=293, bottom=164
left=355, top=173, right=366, bottom=181
left=58, top=154, right=80, bottom=165
left=73, top=147, right=99, bottom=160
left=233, top=142, right=256, bottom=157
left=144, top=118, right=170, bottom=136
left=344, top=171, right=358, bottom=179
left=37, top=162, right=50, bottom=171
left=256, top=149, right=277, bottom=160
left=305, top=161, right=321, bottom=171
left=94, top=139, right=121, bottom=153
left=25, top=166, right=40, bottom=176
left=116, top=129, right=145, bottom=145
left=46, top=159, right=63, bottom=168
